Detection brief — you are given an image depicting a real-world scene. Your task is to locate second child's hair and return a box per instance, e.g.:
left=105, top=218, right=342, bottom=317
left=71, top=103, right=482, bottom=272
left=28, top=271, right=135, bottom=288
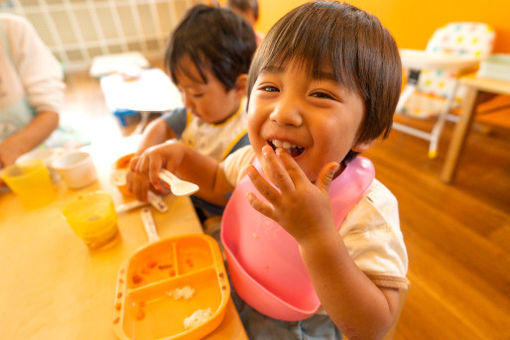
left=227, top=0, right=259, bottom=21
left=165, top=4, right=256, bottom=91
left=247, top=1, right=401, bottom=162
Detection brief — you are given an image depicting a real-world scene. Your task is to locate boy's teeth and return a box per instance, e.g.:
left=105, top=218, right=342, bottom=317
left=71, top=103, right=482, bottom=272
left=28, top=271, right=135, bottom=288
left=272, top=140, right=282, bottom=148
left=271, top=140, right=295, bottom=149
left=269, top=139, right=304, bottom=157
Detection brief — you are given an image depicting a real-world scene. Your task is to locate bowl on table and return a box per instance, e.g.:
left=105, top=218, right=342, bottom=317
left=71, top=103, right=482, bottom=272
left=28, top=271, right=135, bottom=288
left=52, top=151, right=97, bottom=189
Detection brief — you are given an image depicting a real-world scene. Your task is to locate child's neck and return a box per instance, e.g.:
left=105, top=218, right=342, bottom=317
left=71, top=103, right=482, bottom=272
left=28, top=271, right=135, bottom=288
left=210, top=102, right=242, bottom=125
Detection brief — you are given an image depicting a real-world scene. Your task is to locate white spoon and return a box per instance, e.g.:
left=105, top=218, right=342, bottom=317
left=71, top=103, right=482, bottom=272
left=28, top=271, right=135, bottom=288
left=140, top=208, right=160, bottom=244
left=159, top=169, right=199, bottom=196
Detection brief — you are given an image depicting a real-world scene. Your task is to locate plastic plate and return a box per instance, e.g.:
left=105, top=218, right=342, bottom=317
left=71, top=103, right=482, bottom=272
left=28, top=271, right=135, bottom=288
left=113, top=234, right=230, bottom=340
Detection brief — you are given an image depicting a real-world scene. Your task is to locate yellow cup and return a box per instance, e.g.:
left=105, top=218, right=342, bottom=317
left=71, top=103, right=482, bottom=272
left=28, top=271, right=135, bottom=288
left=63, top=191, right=120, bottom=249
left=1, top=159, right=56, bottom=208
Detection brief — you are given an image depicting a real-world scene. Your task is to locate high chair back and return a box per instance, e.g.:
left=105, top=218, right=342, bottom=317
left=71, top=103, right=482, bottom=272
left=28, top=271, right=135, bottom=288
left=415, top=22, right=494, bottom=107
left=395, top=22, right=495, bottom=158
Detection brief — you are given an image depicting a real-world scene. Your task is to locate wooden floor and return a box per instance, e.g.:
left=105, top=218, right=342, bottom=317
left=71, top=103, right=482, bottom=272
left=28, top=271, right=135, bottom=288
left=62, top=69, right=510, bottom=340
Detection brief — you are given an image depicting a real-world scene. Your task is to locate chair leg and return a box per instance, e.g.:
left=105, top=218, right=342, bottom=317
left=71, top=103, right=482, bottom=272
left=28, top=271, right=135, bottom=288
left=133, top=111, right=150, bottom=135
left=396, top=83, right=417, bottom=113
left=428, top=80, right=460, bottom=158
left=396, top=68, right=421, bottom=113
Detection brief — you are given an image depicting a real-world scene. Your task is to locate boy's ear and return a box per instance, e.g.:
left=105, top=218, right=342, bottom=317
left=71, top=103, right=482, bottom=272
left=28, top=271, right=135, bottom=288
left=234, top=74, right=248, bottom=97
left=352, top=139, right=373, bottom=153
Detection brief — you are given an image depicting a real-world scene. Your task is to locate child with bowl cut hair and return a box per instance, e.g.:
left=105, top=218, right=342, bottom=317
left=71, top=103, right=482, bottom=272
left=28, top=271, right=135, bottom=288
left=131, top=1, right=408, bottom=338
left=127, top=4, right=256, bottom=219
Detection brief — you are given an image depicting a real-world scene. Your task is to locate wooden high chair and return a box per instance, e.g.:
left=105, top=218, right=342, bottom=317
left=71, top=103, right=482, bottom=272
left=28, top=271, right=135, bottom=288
left=395, top=23, right=495, bottom=158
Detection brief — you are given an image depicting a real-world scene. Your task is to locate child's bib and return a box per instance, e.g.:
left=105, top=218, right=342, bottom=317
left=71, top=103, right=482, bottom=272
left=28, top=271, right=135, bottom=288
left=221, top=156, right=375, bottom=321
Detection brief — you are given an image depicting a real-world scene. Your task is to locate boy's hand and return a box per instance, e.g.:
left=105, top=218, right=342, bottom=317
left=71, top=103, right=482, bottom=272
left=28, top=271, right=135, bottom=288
left=126, top=166, right=149, bottom=201
left=130, top=140, right=185, bottom=193
left=126, top=167, right=170, bottom=201
left=246, top=145, right=339, bottom=243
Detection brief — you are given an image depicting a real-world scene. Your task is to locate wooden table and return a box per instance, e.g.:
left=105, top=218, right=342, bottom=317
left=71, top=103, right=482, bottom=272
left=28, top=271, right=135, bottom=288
left=0, top=140, right=247, bottom=340
left=440, top=75, right=510, bottom=183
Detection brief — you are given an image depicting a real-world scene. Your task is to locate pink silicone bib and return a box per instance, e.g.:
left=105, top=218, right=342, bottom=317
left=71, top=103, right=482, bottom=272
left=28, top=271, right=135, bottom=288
left=221, top=156, right=375, bottom=321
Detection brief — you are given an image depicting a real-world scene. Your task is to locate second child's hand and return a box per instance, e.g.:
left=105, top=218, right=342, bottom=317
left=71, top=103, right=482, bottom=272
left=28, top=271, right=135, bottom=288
left=246, top=145, right=339, bottom=243
left=131, top=140, right=186, bottom=193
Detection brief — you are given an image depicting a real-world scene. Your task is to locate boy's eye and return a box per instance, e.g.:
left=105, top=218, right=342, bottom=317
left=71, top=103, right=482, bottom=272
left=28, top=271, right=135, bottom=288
left=310, top=91, right=334, bottom=99
left=262, top=86, right=279, bottom=93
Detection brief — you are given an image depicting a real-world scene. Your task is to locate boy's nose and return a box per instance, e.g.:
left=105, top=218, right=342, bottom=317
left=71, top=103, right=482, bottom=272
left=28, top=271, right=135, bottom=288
left=269, top=97, right=303, bottom=127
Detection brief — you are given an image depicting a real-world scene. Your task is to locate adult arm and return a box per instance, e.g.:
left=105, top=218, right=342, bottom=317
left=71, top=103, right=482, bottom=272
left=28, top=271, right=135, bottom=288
left=9, top=14, right=65, bottom=118
left=0, top=110, right=58, bottom=167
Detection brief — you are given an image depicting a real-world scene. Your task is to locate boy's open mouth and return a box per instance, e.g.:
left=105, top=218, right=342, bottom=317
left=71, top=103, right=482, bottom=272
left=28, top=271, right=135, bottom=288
left=268, top=139, right=305, bottom=158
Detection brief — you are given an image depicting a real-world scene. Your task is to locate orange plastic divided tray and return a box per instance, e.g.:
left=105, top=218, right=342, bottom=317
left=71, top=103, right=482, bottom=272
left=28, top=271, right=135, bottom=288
left=113, top=234, right=230, bottom=340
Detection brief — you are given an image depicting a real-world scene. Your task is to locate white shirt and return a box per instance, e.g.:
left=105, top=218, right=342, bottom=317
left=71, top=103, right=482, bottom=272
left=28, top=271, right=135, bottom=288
left=0, top=13, right=64, bottom=115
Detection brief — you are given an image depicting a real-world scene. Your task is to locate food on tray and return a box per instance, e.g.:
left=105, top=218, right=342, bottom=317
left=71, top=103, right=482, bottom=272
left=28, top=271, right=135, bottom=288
left=132, top=273, right=143, bottom=284
left=167, top=286, right=195, bottom=300
left=183, top=308, right=213, bottom=330
left=135, top=308, right=146, bottom=321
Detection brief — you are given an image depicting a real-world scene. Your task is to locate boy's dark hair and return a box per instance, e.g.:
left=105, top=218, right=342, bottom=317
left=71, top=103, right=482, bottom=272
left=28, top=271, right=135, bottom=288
left=165, top=4, right=256, bottom=91
left=247, top=1, right=401, bottom=162
left=227, top=0, right=259, bottom=21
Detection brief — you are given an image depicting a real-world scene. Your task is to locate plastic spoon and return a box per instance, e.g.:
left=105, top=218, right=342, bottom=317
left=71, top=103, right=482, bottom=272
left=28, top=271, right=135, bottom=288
left=141, top=207, right=160, bottom=244
left=159, top=169, right=199, bottom=196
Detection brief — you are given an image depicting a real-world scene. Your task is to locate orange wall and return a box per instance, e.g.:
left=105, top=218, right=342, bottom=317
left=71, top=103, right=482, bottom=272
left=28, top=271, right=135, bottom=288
left=256, top=0, right=510, bottom=53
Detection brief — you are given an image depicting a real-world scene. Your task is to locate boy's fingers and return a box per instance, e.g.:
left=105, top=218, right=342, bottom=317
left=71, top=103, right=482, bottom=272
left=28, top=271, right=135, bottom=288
left=130, top=180, right=142, bottom=201
left=139, top=181, right=148, bottom=201
left=316, top=162, right=340, bottom=191
left=247, top=165, right=280, bottom=203
left=246, top=192, right=275, bottom=220
left=276, top=148, right=307, bottom=187
left=127, top=173, right=135, bottom=194
left=134, top=155, right=147, bottom=174
left=261, top=145, right=294, bottom=192
left=129, top=156, right=140, bottom=171
left=148, top=156, right=163, bottom=190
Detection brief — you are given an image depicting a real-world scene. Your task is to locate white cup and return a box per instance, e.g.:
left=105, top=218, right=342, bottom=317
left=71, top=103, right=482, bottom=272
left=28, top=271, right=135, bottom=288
left=52, top=151, right=98, bottom=189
